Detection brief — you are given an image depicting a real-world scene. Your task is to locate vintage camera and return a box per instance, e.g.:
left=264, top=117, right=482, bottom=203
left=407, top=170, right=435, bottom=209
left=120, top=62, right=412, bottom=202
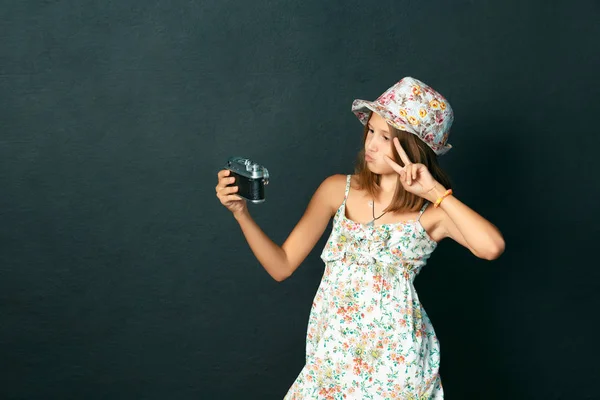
left=224, top=156, right=270, bottom=203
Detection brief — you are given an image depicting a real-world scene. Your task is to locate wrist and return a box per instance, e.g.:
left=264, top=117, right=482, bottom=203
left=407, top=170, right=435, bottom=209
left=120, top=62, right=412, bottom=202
left=233, top=208, right=250, bottom=222
left=425, top=182, right=447, bottom=203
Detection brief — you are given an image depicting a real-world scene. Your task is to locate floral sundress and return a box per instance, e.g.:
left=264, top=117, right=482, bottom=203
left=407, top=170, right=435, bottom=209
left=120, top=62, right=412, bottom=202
left=284, top=174, right=443, bottom=399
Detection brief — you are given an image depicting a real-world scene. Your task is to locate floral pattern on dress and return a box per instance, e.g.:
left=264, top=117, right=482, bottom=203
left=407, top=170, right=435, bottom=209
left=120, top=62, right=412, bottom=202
left=284, top=175, right=443, bottom=400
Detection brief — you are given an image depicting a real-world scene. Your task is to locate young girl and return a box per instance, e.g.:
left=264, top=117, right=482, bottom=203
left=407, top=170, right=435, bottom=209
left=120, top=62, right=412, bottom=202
left=215, top=77, right=505, bottom=399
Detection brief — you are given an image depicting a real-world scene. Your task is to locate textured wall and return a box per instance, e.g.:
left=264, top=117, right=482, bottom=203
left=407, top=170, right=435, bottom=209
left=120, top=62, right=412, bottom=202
left=1, top=0, right=598, bottom=399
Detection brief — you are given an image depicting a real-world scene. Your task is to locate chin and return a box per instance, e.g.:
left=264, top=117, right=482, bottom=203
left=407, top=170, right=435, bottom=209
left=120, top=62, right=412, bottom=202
left=365, top=163, right=379, bottom=173
left=366, top=162, right=390, bottom=175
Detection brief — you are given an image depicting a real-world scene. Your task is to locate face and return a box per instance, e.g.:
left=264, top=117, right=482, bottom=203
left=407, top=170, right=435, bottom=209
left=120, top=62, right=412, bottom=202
left=364, top=112, right=396, bottom=174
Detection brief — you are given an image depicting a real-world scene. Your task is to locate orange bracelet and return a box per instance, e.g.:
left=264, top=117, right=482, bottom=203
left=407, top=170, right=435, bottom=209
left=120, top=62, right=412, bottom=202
left=433, top=189, right=453, bottom=208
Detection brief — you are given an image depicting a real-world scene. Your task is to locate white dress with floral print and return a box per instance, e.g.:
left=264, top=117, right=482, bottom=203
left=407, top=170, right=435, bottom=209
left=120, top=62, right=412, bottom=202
left=284, top=175, right=443, bottom=400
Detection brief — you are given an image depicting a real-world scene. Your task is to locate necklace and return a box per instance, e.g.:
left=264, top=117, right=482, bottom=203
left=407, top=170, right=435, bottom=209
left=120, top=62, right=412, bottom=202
left=367, top=199, right=387, bottom=227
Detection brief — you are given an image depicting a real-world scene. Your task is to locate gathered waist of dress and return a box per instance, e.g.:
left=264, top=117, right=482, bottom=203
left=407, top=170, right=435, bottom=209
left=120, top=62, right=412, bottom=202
left=321, top=247, right=425, bottom=279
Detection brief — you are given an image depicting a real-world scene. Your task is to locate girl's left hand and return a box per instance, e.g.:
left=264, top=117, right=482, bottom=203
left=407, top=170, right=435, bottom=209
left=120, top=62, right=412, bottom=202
left=384, top=137, right=439, bottom=199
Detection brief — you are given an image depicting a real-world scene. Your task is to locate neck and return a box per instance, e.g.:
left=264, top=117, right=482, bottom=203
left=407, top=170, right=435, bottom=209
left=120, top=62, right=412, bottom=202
left=378, top=173, right=398, bottom=195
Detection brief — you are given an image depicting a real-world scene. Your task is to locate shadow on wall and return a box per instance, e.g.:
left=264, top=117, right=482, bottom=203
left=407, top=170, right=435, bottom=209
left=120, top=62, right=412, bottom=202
left=417, top=116, right=540, bottom=399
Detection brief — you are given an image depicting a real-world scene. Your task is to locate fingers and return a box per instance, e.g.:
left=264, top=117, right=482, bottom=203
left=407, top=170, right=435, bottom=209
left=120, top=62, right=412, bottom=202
left=403, top=164, right=421, bottom=186
left=399, top=170, right=407, bottom=183
left=384, top=156, right=405, bottom=175
left=222, top=193, right=243, bottom=203
left=216, top=183, right=239, bottom=196
left=217, top=169, right=231, bottom=179
left=216, top=169, right=240, bottom=198
left=216, top=184, right=243, bottom=206
left=215, top=172, right=235, bottom=192
left=216, top=169, right=246, bottom=212
left=223, top=176, right=235, bottom=187
left=393, top=137, right=413, bottom=167
left=217, top=169, right=232, bottom=186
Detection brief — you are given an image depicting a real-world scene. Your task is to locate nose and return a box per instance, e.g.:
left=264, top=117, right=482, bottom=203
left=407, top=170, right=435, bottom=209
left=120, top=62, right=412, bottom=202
left=366, top=139, right=377, bottom=153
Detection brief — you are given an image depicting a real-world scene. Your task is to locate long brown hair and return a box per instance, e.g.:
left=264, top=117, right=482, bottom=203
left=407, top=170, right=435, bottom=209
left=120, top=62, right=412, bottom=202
left=353, top=113, right=452, bottom=214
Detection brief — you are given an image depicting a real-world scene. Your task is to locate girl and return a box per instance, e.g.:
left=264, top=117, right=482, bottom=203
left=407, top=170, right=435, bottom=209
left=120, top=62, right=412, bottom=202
left=215, top=77, right=505, bottom=399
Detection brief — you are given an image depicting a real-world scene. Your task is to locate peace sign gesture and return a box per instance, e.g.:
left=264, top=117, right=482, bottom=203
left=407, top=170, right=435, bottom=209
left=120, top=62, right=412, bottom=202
left=384, top=137, right=439, bottom=199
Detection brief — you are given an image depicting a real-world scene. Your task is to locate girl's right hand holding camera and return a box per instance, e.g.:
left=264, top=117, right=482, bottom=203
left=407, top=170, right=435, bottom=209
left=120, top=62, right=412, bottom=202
left=216, top=169, right=248, bottom=218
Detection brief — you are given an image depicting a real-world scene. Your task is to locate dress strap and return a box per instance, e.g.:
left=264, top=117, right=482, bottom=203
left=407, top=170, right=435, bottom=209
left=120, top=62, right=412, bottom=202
left=343, top=174, right=352, bottom=202
left=417, top=201, right=430, bottom=221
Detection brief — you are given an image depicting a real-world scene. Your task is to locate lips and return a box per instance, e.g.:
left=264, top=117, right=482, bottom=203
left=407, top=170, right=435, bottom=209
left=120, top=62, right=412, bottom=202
left=365, top=154, right=375, bottom=162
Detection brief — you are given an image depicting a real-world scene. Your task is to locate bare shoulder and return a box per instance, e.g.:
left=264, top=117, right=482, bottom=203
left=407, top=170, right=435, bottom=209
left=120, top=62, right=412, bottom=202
left=277, top=173, right=349, bottom=279
left=315, top=173, right=349, bottom=217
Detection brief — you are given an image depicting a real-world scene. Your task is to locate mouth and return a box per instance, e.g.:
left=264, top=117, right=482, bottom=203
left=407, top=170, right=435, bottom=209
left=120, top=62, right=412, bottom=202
left=365, top=154, right=374, bottom=162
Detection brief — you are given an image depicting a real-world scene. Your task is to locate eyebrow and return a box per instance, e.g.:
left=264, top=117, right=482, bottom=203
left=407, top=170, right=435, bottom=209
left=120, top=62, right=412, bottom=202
left=368, top=123, right=389, bottom=134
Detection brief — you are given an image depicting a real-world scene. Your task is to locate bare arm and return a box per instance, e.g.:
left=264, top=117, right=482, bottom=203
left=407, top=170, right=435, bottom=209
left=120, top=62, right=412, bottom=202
left=384, top=137, right=505, bottom=261
left=231, top=174, right=345, bottom=281
left=426, top=183, right=505, bottom=260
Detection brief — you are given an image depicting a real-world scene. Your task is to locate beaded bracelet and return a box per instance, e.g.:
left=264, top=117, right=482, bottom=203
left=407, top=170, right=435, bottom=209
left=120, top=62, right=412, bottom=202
left=434, top=189, right=453, bottom=208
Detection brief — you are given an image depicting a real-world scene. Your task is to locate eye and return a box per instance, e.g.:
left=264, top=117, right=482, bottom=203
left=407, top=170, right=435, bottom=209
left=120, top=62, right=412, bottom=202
left=367, top=128, right=374, bottom=134
left=383, top=136, right=390, bottom=141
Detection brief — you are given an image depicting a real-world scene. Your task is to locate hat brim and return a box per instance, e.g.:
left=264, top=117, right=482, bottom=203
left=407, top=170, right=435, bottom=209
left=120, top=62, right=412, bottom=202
left=351, top=99, right=409, bottom=131
left=351, top=99, right=452, bottom=156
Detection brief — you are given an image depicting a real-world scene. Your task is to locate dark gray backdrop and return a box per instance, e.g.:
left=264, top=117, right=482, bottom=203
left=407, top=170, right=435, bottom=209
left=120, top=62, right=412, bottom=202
left=1, top=0, right=599, bottom=399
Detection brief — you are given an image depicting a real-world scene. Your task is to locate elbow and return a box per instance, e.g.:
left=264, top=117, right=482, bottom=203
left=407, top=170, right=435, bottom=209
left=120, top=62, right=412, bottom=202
left=272, top=274, right=288, bottom=282
left=270, top=267, right=293, bottom=282
left=267, top=256, right=295, bottom=282
left=481, top=239, right=505, bottom=261
left=271, top=258, right=296, bottom=282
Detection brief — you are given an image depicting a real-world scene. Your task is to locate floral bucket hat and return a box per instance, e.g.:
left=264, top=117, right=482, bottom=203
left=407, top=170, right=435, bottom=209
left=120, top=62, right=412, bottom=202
left=351, top=76, right=454, bottom=156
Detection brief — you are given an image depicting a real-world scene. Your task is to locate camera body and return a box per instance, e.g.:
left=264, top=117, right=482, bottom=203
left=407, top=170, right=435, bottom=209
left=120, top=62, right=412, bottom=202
left=224, top=156, right=269, bottom=203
